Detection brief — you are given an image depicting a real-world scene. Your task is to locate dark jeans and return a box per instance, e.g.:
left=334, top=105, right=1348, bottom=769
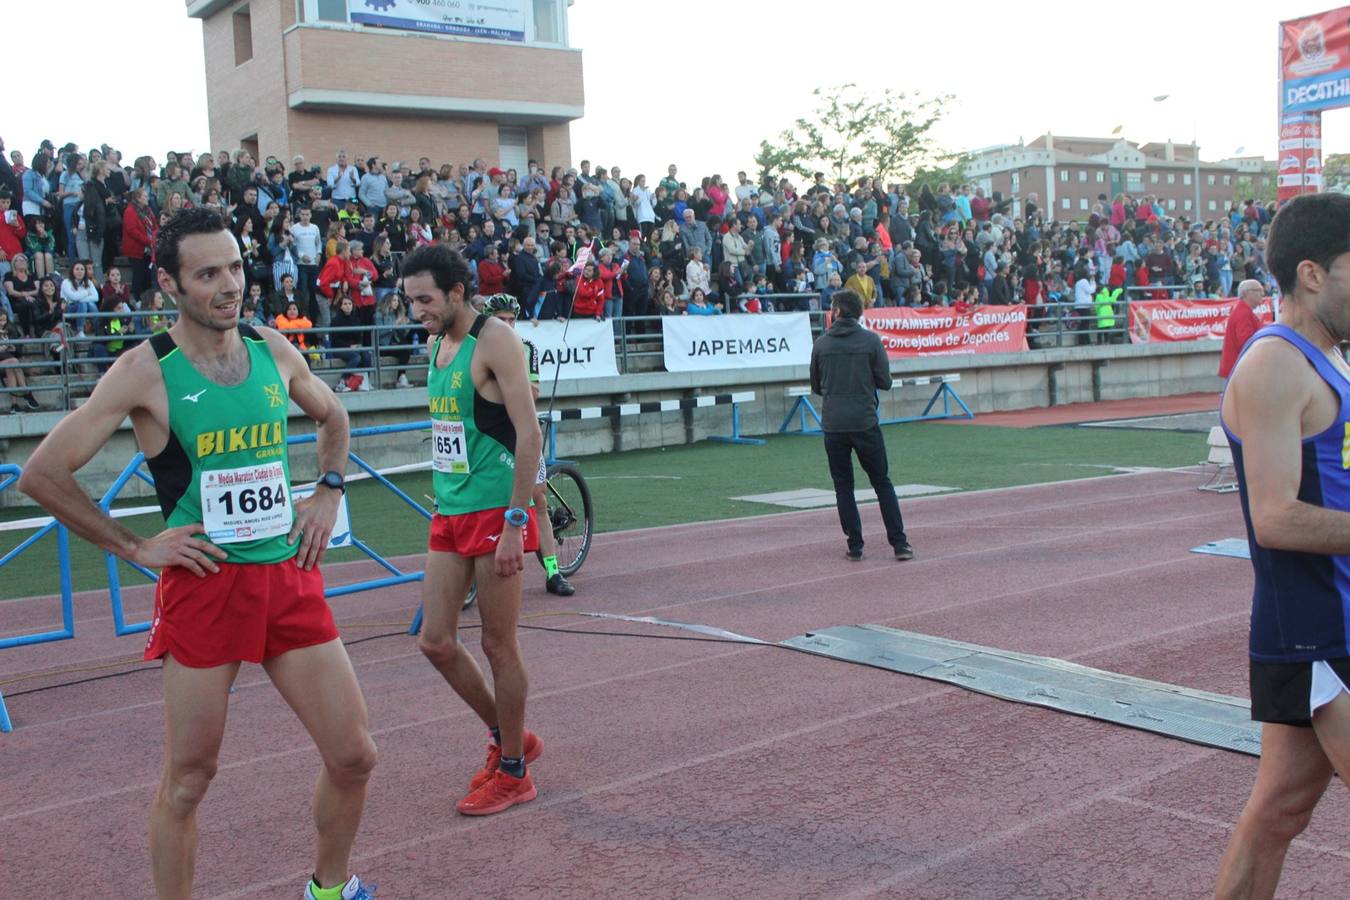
left=297, top=264, right=319, bottom=319
left=823, top=426, right=907, bottom=554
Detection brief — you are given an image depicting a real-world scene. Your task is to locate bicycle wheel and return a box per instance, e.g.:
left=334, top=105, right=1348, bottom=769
left=538, top=462, right=593, bottom=576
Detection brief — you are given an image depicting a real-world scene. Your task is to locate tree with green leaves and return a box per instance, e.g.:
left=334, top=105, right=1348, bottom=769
left=753, top=84, right=956, bottom=187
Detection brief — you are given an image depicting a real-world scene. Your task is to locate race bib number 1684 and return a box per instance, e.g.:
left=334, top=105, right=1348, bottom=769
left=201, top=462, right=293, bottom=544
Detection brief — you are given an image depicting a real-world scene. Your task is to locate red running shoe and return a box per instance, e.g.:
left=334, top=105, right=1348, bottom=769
left=457, top=769, right=537, bottom=816
left=469, top=729, right=544, bottom=791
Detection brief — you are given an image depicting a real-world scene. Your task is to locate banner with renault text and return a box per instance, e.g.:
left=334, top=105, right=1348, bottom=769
left=662, top=313, right=813, bottom=372
left=860, top=305, right=1029, bottom=357
left=1128, top=299, right=1274, bottom=343
left=524, top=319, right=619, bottom=381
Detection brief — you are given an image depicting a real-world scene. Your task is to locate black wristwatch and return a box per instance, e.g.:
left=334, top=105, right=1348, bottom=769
left=317, top=470, right=346, bottom=494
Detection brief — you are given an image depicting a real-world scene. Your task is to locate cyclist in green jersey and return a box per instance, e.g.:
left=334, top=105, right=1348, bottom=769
left=482, top=292, right=576, bottom=596
left=20, top=208, right=377, bottom=900
left=401, top=244, right=545, bottom=816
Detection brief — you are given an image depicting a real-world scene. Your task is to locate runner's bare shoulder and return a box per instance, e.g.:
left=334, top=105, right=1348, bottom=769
left=1225, top=334, right=1319, bottom=439
left=87, top=341, right=165, bottom=415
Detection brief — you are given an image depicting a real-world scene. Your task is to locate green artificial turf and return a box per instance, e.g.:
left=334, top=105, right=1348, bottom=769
left=0, top=422, right=1207, bottom=603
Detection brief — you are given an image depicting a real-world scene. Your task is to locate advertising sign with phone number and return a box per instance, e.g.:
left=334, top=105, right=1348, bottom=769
left=348, top=0, right=527, bottom=42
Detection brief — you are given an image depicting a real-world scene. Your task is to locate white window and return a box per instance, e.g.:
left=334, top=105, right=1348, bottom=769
left=1184, top=199, right=1192, bottom=211
left=1207, top=174, right=1216, bottom=185
left=1061, top=198, right=1070, bottom=209
left=1011, top=173, right=1020, bottom=192
left=233, top=6, right=253, bottom=66
left=533, top=0, right=561, bottom=43
left=1079, top=198, right=1088, bottom=210
left=1078, top=170, right=1087, bottom=182
left=1150, top=173, right=1158, bottom=183
left=303, top=0, right=349, bottom=21
left=497, top=126, right=529, bottom=175
left=1208, top=200, right=1217, bottom=211
left=1167, top=173, right=1175, bottom=184
left=1095, top=171, right=1104, bottom=183
left=1167, top=199, right=1176, bottom=210
left=1223, top=175, right=1231, bottom=186
left=1183, top=174, right=1191, bottom=185
left=1059, top=170, right=1069, bottom=182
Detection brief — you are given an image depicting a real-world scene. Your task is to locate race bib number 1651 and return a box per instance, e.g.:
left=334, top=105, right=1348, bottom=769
left=433, top=419, right=470, bottom=474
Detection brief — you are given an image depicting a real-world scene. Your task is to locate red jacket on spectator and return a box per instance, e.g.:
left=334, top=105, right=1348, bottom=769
left=122, top=204, right=156, bottom=260
left=1023, top=277, right=1042, bottom=305
left=597, top=261, right=622, bottom=301
left=0, top=212, right=26, bottom=261
left=1108, top=263, right=1126, bottom=289
left=706, top=183, right=729, bottom=218
left=349, top=256, right=378, bottom=309
left=477, top=258, right=507, bottom=296
left=873, top=224, right=892, bottom=252
left=317, top=254, right=353, bottom=300
left=571, top=275, right=606, bottom=318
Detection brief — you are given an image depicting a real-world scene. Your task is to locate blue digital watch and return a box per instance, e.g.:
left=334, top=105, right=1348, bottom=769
left=504, top=507, right=529, bottom=528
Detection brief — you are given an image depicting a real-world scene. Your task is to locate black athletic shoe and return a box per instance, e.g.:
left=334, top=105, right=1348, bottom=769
left=23, top=394, right=39, bottom=411
left=845, top=549, right=864, bottom=562
left=546, top=573, right=576, bottom=596
left=894, top=542, right=915, bottom=561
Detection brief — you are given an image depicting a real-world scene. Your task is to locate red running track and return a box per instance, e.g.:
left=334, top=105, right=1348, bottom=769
left=1, top=468, right=1348, bottom=898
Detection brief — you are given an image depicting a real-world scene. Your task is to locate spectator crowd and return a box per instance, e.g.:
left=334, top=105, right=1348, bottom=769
left=0, top=133, right=1282, bottom=406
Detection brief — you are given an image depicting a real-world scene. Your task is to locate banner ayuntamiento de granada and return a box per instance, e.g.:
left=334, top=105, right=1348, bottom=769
left=1128, top=298, right=1274, bottom=343
left=860, top=305, right=1028, bottom=357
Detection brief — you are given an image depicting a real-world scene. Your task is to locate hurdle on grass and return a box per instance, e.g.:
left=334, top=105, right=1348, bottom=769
left=779, top=375, right=972, bottom=435
left=0, top=464, right=76, bottom=733
left=539, top=391, right=762, bottom=461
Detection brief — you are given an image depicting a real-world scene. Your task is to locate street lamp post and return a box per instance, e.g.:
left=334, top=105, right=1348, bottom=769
left=1154, top=94, right=1202, bottom=224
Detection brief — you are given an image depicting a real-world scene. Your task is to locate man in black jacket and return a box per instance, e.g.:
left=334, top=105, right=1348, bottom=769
left=989, top=263, right=1013, bottom=305
left=809, top=289, right=914, bottom=562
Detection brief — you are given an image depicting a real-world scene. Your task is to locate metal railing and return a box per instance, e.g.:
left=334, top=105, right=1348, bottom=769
left=3, top=292, right=1235, bottom=409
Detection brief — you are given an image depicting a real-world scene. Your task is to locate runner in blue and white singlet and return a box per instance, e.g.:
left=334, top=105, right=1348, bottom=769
left=1214, top=194, right=1350, bottom=899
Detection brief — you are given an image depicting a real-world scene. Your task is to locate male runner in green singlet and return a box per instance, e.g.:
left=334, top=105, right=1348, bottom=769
left=402, top=245, right=545, bottom=815
left=481, top=292, right=576, bottom=596
left=20, top=208, right=377, bottom=900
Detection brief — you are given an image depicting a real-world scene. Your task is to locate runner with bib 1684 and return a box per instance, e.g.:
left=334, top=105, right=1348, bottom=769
left=18, top=208, right=377, bottom=900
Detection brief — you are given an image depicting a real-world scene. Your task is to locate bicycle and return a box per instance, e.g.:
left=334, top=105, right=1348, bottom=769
left=461, top=460, right=593, bottom=610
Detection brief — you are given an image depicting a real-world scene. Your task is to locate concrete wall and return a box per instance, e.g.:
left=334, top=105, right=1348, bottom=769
left=0, top=341, right=1223, bottom=508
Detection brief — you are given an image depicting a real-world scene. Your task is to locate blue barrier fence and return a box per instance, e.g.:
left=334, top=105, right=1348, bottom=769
left=100, top=421, right=438, bottom=635
left=0, top=423, right=438, bottom=733
left=0, top=464, right=76, bottom=733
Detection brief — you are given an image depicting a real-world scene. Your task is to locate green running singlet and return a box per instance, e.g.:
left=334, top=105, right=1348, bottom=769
left=428, top=314, right=520, bottom=515
left=146, top=325, right=297, bottom=564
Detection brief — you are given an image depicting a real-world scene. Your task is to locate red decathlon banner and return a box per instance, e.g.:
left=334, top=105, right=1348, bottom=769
left=1128, top=299, right=1274, bottom=344
left=861, top=305, right=1028, bottom=357
left=1281, top=8, right=1350, bottom=116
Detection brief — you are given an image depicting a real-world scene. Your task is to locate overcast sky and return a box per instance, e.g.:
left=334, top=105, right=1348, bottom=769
left=2, top=0, right=1315, bottom=179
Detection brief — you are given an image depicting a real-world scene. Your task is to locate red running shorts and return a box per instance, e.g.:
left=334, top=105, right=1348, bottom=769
left=428, top=506, right=540, bottom=558
left=143, top=556, right=338, bottom=668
